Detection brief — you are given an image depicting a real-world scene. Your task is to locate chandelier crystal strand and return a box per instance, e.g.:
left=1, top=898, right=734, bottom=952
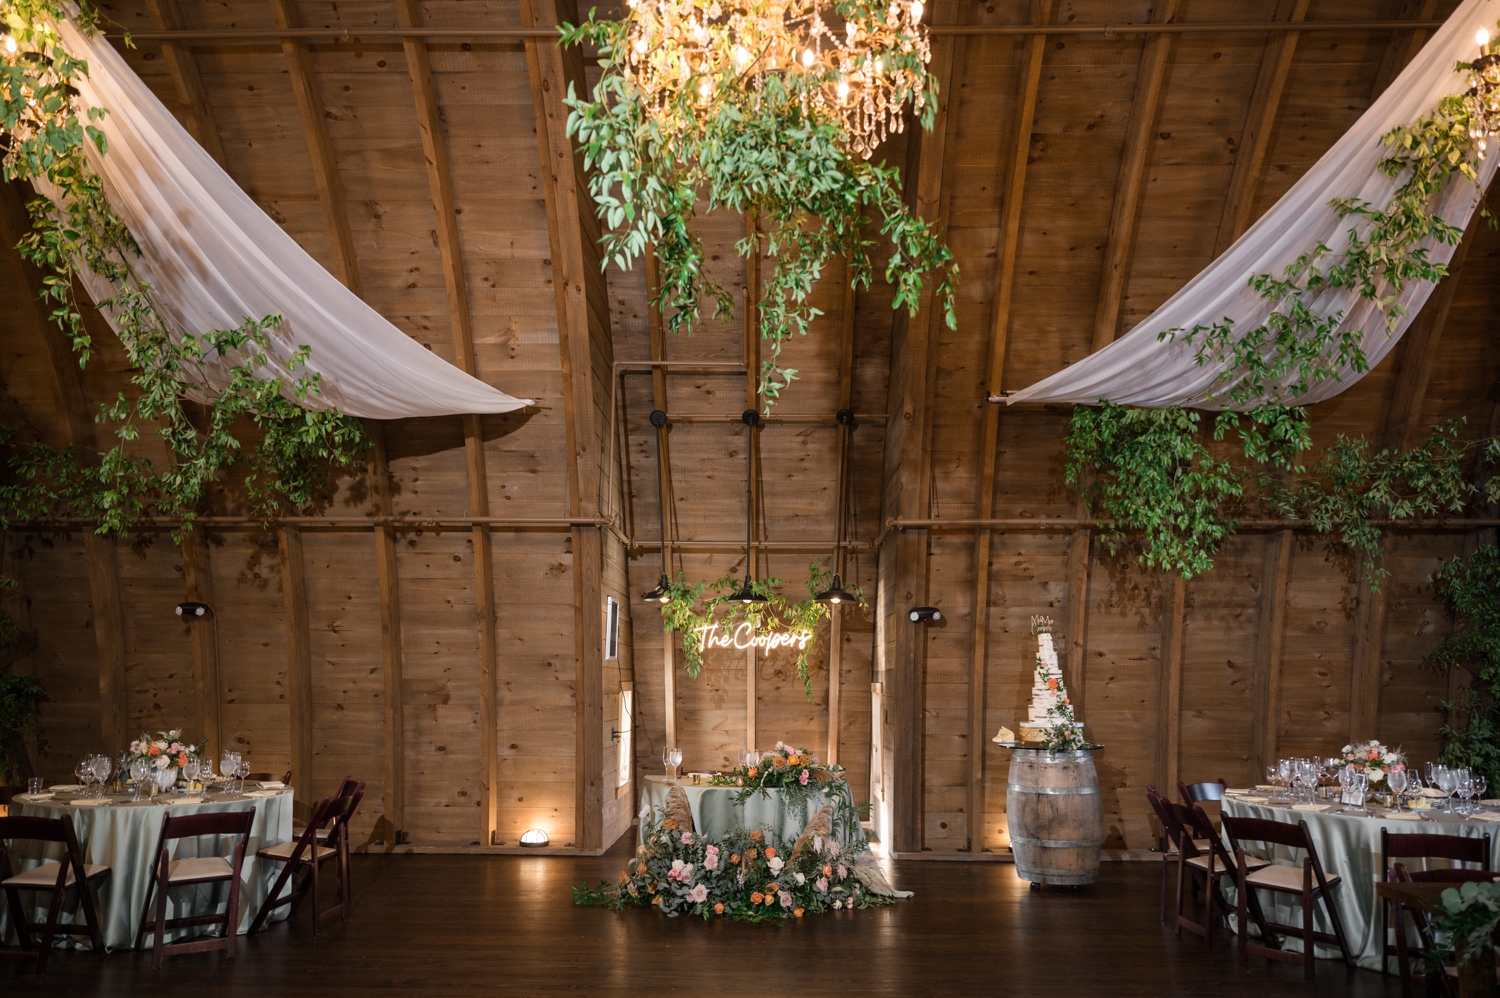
left=1464, top=25, right=1500, bottom=158
left=622, top=0, right=931, bottom=158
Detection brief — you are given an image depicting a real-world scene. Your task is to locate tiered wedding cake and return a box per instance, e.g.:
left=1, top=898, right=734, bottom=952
left=1018, top=616, right=1083, bottom=745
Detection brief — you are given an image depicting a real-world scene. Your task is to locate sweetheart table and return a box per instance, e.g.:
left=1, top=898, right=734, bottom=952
left=638, top=775, right=868, bottom=852
left=1222, top=792, right=1500, bottom=971
left=2, top=787, right=294, bottom=950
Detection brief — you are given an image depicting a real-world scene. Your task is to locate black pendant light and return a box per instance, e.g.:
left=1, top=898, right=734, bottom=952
left=815, top=409, right=857, bottom=604
left=728, top=409, right=769, bottom=604
left=641, top=409, right=673, bottom=604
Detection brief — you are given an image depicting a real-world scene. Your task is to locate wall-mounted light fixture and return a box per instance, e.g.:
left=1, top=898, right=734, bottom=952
left=519, top=828, right=550, bottom=848
left=175, top=601, right=212, bottom=618
left=641, top=409, right=674, bottom=603
left=815, top=409, right=856, bottom=604
left=727, top=410, right=770, bottom=604
left=908, top=606, right=942, bottom=623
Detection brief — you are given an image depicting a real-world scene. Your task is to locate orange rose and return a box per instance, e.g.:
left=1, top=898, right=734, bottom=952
left=750, top=830, right=763, bottom=841
left=148, top=745, right=161, bottom=757
left=823, top=863, right=832, bottom=877
left=730, top=854, right=740, bottom=865
left=637, top=863, right=647, bottom=875
left=714, top=902, right=725, bottom=914
left=1047, top=678, right=1058, bottom=690
left=764, top=847, right=776, bottom=859
left=748, top=767, right=758, bottom=778
left=751, top=892, right=764, bottom=904
left=773, top=757, right=787, bottom=769
left=177, top=752, right=188, bottom=767
left=764, top=893, right=776, bottom=906
left=662, top=819, right=678, bottom=831
left=746, top=848, right=757, bottom=860
left=794, top=908, right=804, bottom=918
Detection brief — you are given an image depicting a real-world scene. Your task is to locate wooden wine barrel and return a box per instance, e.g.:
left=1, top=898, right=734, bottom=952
left=1006, top=747, right=1103, bottom=886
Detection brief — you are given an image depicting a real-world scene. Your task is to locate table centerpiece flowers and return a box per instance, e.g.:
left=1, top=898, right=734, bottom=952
left=124, top=729, right=206, bottom=774
left=1339, top=739, right=1406, bottom=785
left=709, top=742, right=842, bottom=805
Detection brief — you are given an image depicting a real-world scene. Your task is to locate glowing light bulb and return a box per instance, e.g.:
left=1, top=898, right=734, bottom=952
left=634, top=37, right=649, bottom=54
left=802, top=48, right=815, bottom=68
left=836, top=79, right=850, bottom=99
left=2, top=35, right=15, bottom=55
left=1479, top=28, right=1491, bottom=48
left=910, top=0, right=924, bottom=22
left=846, top=21, right=857, bottom=38
left=733, top=45, right=750, bottom=68
left=698, top=77, right=713, bottom=98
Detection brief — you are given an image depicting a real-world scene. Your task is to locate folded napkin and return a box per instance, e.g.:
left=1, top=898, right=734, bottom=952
left=1237, top=797, right=1272, bottom=805
left=160, top=796, right=205, bottom=805
left=48, top=785, right=82, bottom=792
left=1291, top=804, right=1333, bottom=813
left=257, top=781, right=286, bottom=789
left=1416, top=788, right=1449, bottom=798
left=16, top=792, right=56, bottom=801
left=1483, top=799, right=1500, bottom=807
left=241, top=789, right=282, bottom=798
left=1226, top=788, right=1250, bottom=794
left=1254, top=785, right=1277, bottom=792
left=69, top=798, right=112, bottom=807
left=1384, top=812, right=1424, bottom=821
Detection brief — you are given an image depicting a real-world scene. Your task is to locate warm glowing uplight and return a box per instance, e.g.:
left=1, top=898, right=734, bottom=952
left=1480, top=28, right=1491, bottom=48
left=2, top=35, right=15, bottom=56
left=520, top=828, right=550, bottom=848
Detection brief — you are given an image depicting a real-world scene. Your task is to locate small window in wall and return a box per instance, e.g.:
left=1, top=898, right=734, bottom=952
left=605, top=596, right=620, bottom=660
left=617, top=685, right=634, bottom=790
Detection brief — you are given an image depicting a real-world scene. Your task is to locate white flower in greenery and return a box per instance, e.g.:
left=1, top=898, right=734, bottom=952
left=768, top=856, right=784, bottom=874
left=778, top=891, right=793, bottom=909
left=154, top=756, right=170, bottom=769
left=812, top=835, right=824, bottom=854
left=794, top=872, right=806, bottom=885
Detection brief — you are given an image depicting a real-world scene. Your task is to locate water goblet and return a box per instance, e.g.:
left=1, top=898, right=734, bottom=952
left=74, top=759, right=92, bottom=797
left=130, top=759, right=149, bottom=801
left=1475, top=776, right=1488, bottom=812
left=91, top=755, right=112, bottom=799
left=221, top=752, right=240, bottom=793
left=1352, top=772, right=1370, bottom=814
left=1276, top=759, right=1294, bottom=800
left=1388, top=768, right=1408, bottom=812
left=235, top=759, right=250, bottom=793
left=1436, top=767, right=1457, bottom=810
left=183, top=760, right=201, bottom=796
left=1265, top=766, right=1277, bottom=794
left=1456, top=770, right=1476, bottom=815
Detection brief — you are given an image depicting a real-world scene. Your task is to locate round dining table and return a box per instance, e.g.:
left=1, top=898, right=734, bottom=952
left=2, top=786, right=294, bottom=950
left=1221, top=791, right=1500, bottom=972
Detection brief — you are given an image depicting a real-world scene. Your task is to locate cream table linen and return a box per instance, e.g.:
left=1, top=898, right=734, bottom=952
left=1221, top=795, right=1499, bottom=971
left=1, top=790, right=294, bottom=950
left=638, top=776, right=867, bottom=851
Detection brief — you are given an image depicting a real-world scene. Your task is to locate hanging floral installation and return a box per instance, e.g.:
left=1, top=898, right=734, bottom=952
left=561, top=0, right=958, bottom=405
left=1064, top=24, right=1500, bottom=586
left=0, top=1, right=369, bottom=539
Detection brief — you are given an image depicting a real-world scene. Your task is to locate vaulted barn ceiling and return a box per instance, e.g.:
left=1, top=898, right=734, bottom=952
left=1, top=0, right=1495, bottom=853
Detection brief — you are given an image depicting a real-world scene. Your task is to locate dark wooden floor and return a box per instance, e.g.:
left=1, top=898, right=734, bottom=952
left=5, top=837, right=1403, bottom=996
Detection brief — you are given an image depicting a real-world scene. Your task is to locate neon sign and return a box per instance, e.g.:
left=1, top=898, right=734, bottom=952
left=692, top=621, right=813, bottom=657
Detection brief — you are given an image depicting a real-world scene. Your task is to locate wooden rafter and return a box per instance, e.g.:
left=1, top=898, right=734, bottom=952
left=278, top=526, right=314, bottom=806
left=394, top=0, right=501, bottom=847
left=1213, top=0, right=1309, bottom=259
left=968, top=0, right=1053, bottom=856
left=1252, top=529, right=1292, bottom=772
left=0, top=182, right=127, bottom=750
left=142, top=0, right=227, bottom=168
left=1370, top=0, right=1441, bottom=101
left=1348, top=191, right=1488, bottom=741
left=522, top=0, right=613, bottom=851
left=271, top=0, right=361, bottom=293
left=1089, top=0, right=1181, bottom=354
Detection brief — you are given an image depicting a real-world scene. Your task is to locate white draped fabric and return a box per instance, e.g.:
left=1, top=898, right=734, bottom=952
left=1008, top=0, right=1499, bottom=410
left=50, top=19, right=531, bottom=420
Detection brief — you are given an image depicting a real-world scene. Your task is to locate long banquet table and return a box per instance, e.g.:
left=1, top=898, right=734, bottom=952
left=638, top=775, right=868, bottom=851
left=2, top=787, right=294, bottom=950
left=1222, top=792, right=1500, bottom=972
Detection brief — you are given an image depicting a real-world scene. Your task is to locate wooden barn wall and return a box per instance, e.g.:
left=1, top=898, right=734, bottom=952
left=1, top=0, right=1495, bottom=858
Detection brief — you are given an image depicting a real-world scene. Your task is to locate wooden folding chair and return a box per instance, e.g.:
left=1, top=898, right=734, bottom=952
left=134, top=808, right=255, bottom=969
left=1178, top=778, right=1228, bottom=806
left=1381, top=830, right=1494, bottom=991
left=0, top=814, right=109, bottom=973
left=245, top=771, right=293, bottom=787
left=250, top=787, right=363, bottom=936
left=1147, top=786, right=1210, bottom=923
left=1173, top=802, right=1269, bottom=949
left=1222, top=812, right=1353, bottom=981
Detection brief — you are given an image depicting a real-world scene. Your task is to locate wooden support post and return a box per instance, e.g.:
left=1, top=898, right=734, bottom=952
left=1370, top=0, right=1441, bottom=101
left=968, top=0, right=1052, bottom=854
left=142, top=0, right=227, bottom=168
left=395, top=0, right=500, bottom=846
left=368, top=423, right=406, bottom=844
left=877, top=0, right=963, bottom=853
left=827, top=275, right=857, bottom=769
left=1158, top=575, right=1186, bottom=796
left=181, top=531, right=221, bottom=762
left=1063, top=529, right=1090, bottom=715
left=1348, top=192, right=1486, bottom=742
left=1090, top=0, right=1181, bottom=353
left=1252, top=530, right=1292, bottom=773
left=645, top=249, right=678, bottom=752
left=522, top=0, right=613, bottom=851
left=1213, top=0, right=1309, bottom=258
left=0, top=182, right=127, bottom=751
left=278, top=526, right=314, bottom=801
left=745, top=210, right=761, bottom=755
left=271, top=0, right=361, bottom=293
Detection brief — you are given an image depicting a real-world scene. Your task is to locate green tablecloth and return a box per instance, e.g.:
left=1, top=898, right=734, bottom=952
left=638, top=776, right=867, bottom=851
left=1221, top=795, right=1500, bottom=971
left=2, top=790, right=294, bottom=951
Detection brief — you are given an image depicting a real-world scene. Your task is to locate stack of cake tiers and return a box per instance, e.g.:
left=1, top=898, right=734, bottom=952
left=1018, top=621, right=1083, bottom=744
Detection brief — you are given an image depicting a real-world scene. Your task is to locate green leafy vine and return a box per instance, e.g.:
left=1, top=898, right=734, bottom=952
left=1431, top=543, right=1500, bottom=791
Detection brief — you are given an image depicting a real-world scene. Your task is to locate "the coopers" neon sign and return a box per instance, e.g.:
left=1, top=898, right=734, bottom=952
left=692, top=622, right=813, bottom=657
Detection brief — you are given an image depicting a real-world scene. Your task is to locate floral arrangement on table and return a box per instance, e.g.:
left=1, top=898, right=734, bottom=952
left=124, top=729, right=206, bottom=771
left=708, top=742, right=843, bottom=807
left=1339, top=739, right=1406, bottom=785
left=574, top=803, right=897, bottom=921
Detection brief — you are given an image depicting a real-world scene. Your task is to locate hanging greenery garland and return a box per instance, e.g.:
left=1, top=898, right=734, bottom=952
left=0, top=2, right=368, bottom=540
left=560, top=1, right=958, bottom=406
left=1063, top=25, right=1500, bottom=584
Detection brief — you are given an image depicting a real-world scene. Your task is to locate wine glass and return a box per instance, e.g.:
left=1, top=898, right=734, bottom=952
left=91, top=755, right=112, bottom=799
left=1275, top=759, right=1292, bottom=800
left=74, top=758, right=93, bottom=797
left=1456, top=769, right=1476, bottom=815
left=221, top=752, right=240, bottom=793
left=1388, top=768, right=1408, bottom=812
left=1437, top=767, right=1458, bottom=810
left=235, top=759, right=250, bottom=794
left=1265, top=765, right=1277, bottom=794
left=1351, top=772, right=1369, bottom=814
left=183, top=759, right=201, bottom=796
left=130, top=759, right=149, bottom=801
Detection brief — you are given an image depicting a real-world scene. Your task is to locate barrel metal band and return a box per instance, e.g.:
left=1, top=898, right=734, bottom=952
left=1007, top=784, right=1099, bottom=795
left=1011, top=835, right=1100, bottom=849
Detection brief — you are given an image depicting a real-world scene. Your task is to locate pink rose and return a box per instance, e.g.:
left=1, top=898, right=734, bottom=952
left=686, top=883, right=708, bottom=904
left=779, top=891, right=793, bottom=909
left=703, top=845, right=719, bottom=871
left=837, top=864, right=847, bottom=880
left=680, top=831, right=693, bottom=846
left=799, top=769, right=809, bottom=786
left=815, top=876, right=828, bottom=892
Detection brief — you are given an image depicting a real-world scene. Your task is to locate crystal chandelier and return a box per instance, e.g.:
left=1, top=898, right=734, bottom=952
left=621, top=0, right=932, bottom=158
left=1464, top=27, right=1500, bottom=158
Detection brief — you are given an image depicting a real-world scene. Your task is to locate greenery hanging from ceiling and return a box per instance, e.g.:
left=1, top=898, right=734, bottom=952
left=1063, top=31, right=1500, bottom=585
left=1431, top=543, right=1500, bottom=790
left=0, top=1, right=368, bottom=540
left=560, top=0, right=958, bottom=407
left=658, top=563, right=863, bottom=700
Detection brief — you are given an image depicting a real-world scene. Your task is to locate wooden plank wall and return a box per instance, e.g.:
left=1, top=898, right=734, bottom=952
left=1, top=0, right=1493, bottom=857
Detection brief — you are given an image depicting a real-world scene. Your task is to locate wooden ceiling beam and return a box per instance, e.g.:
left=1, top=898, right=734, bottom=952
left=271, top=0, right=361, bottom=294
left=142, top=0, right=227, bottom=168
left=1213, top=0, right=1309, bottom=259
left=522, top=0, right=615, bottom=852
left=1090, top=0, right=1181, bottom=354
left=1370, top=0, right=1441, bottom=101
left=394, top=0, right=501, bottom=848
left=968, top=0, right=1053, bottom=857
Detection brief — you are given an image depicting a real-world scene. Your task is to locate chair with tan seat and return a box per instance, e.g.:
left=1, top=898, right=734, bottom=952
left=134, top=808, right=255, bottom=969
left=1178, top=778, right=1228, bottom=806
left=1222, top=812, right=1353, bottom=981
left=0, top=814, right=109, bottom=973
left=245, top=770, right=293, bottom=787
left=250, top=787, right=363, bottom=937
left=1381, top=829, right=1494, bottom=989
left=1173, top=802, right=1270, bottom=948
left=1147, top=786, right=1212, bottom=923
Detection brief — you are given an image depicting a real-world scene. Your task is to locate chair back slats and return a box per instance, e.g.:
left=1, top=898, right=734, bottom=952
left=157, top=808, right=255, bottom=842
left=1221, top=812, right=1308, bottom=852
left=1382, top=829, right=1491, bottom=872
left=1179, top=778, right=1227, bottom=805
left=246, top=770, right=293, bottom=785
left=1168, top=801, right=1213, bottom=850
left=0, top=815, right=74, bottom=844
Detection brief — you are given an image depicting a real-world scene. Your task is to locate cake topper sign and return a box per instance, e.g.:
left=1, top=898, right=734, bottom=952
left=1031, top=615, right=1054, bottom=635
left=693, top=622, right=813, bottom=657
